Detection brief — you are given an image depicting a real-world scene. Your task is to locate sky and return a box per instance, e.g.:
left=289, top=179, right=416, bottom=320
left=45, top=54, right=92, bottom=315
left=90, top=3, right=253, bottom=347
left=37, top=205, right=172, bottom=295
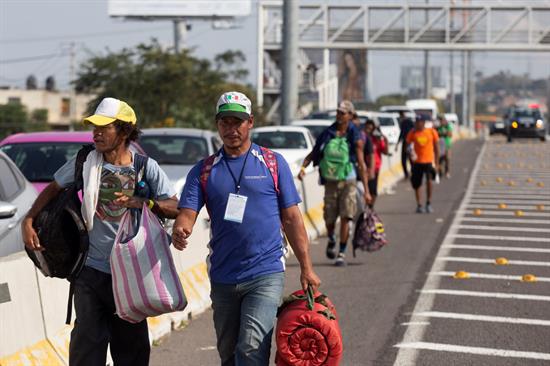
left=1, top=0, right=549, bottom=101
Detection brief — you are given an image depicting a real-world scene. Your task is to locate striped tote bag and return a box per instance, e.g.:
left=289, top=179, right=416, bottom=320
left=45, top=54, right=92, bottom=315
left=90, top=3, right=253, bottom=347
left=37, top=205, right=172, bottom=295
left=111, top=203, right=187, bottom=323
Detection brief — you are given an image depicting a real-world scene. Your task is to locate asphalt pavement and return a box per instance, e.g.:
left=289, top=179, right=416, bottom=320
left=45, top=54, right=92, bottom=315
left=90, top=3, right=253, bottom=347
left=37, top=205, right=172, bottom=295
left=395, top=136, right=550, bottom=366
left=150, top=137, right=485, bottom=366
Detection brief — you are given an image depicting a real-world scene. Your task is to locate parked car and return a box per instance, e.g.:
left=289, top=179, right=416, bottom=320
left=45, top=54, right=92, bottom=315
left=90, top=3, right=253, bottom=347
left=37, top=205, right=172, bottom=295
left=290, top=119, right=332, bottom=140
left=489, top=118, right=506, bottom=135
left=305, top=110, right=336, bottom=120
left=139, top=128, right=222, bottom=196
left=0, top=131, right=145, bottom=193
left=251, top=126, right=315, bottom=177
left=380, top=105, right=416, bottom=119
left=0, top=150, right=37, bottom=257
left=504, top=106, right=547, bottom=142
left=373, top=112, right=400, bottom=145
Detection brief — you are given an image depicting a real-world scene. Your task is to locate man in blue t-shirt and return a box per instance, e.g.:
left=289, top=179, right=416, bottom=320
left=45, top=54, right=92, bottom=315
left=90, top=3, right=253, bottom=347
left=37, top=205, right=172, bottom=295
left=173, top=91, right=321, bottom=365
left=22, top=97, right=179, bottom=366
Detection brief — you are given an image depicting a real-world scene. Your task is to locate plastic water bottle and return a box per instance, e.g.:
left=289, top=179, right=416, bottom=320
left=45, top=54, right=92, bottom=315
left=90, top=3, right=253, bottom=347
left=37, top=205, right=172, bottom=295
left=135, top=180, right=151, bottom=198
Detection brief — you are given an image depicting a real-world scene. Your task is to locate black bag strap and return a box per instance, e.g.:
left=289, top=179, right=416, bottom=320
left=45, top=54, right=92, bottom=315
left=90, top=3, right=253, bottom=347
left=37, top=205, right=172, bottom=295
left=66, top=282, right=75, bottom=325
left=74, top=144, right=95, bottom=191
left=133, top=153, right=149, bottom=196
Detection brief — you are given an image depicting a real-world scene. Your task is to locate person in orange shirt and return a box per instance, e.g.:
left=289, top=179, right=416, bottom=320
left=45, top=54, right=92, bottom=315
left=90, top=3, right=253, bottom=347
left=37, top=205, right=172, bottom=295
left=406, top=115, right=440, bottom=213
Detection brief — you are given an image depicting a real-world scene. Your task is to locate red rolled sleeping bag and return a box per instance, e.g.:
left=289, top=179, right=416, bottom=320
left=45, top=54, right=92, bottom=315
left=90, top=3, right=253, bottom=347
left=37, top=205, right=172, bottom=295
left=275, top=287, right=343, bottom=366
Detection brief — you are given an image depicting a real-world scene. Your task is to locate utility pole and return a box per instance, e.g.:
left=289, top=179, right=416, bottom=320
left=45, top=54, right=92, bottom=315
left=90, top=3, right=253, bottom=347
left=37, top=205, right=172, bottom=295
left=468, top=51, right=475, bottom=129
left=281, top=0, right=298, bottom=125
left=461, top=51, right=468, bottom=128
left=449, top=0, right=456, bottom=113
left=173, top=19, right=187, bottom=54
left=423, top=0, right=431, bottom=99
left=69, top=42, right=76, bottom=131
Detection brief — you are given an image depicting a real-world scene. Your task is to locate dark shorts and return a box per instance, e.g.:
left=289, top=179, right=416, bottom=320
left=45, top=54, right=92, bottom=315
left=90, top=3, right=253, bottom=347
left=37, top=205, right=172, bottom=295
left=411, top=163, right=435, bottom=189
left=367, top=173, right=379, bottom=197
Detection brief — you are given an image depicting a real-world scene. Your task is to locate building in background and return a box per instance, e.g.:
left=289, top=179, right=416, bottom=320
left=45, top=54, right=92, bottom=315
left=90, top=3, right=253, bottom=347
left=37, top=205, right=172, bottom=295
left=0, top=88, right=95, bottom=128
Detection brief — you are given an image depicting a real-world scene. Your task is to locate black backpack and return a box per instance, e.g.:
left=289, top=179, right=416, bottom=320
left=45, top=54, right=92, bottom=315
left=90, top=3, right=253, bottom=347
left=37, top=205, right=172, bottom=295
left=26, top=145, right=149, bottom=323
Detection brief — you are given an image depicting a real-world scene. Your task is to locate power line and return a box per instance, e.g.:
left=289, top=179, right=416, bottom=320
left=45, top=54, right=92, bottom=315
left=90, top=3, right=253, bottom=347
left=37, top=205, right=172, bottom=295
left=0, top=26, right=169, bottom=44
left=0, top=52, right=69, bottom=64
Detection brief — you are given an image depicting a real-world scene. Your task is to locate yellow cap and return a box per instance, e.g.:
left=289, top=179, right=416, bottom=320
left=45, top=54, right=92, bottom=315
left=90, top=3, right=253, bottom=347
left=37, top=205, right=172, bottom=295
left=83, top=97, right=137, bottom=126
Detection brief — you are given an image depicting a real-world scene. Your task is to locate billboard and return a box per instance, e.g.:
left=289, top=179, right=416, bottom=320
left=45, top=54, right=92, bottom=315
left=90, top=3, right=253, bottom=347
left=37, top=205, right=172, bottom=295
left=108, top=0, right=251, bottom=18
left=335, top=49, right=368, bottom=104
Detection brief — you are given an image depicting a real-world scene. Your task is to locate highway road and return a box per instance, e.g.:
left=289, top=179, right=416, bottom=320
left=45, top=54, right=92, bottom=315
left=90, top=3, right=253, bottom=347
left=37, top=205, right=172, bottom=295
left=150, top=135, right=550, bottom=365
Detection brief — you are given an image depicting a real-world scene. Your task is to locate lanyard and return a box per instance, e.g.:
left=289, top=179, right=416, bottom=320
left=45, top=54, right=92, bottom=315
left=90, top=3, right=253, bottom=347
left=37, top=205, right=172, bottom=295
left=223, top=144, right=252, bottom=194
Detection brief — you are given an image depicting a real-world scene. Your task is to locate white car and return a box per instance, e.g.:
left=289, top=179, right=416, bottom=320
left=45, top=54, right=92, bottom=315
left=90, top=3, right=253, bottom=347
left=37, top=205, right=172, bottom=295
left=374, top=112, right=400, bottom=145
left=0, top=151, right=37, bottom=257
left=380, top=105, right=416, bottom=120
left=290, top=119, right=332, bottom=140
left=251, top=126, right=315, bottom=177
left=140, top=128, right=223, bottom=197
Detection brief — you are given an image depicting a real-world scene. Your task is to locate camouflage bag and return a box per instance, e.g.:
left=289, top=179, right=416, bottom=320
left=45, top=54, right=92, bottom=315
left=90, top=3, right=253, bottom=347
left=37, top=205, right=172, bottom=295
left=352, top=208, right=388, bottom=257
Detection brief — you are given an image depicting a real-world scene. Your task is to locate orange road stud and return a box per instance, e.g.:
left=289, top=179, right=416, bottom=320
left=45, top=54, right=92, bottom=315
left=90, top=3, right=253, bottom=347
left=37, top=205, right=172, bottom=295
left=453, top=271, right=470, bottom=279
left=515, top=210, right=524, bottom=217
left=496, top=177, right=503, bottom=183
left=508, top=181, right=516, bottom=187
left=538, top=182, right=545, bottom=188
left=498, top=203, right=507, bottom=209
left=480, top=180, right=487, bottom=186
left=495, top=257, right=509, bottom=265
left=473, top=208, right=483, bottom=216
left=497, top=163, right=504, bottom=169
left=506, top=164, right=512, bottom=169
left=536, top=204, right=545, bottom=211
left=521, top=274, right=537, bottom=283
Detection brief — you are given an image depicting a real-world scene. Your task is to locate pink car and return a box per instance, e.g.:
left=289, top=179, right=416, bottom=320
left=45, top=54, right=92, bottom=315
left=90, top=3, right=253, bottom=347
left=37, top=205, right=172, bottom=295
left=0, top=131, right=145, bottom=193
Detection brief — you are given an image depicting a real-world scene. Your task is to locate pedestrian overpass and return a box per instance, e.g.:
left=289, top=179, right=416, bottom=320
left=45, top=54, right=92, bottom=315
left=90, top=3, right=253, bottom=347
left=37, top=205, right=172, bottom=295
left=257, top=1, right=550, bottom=122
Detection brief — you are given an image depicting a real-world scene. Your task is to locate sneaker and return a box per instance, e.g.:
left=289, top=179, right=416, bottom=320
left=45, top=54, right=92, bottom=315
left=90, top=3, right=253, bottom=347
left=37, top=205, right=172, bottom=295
left=326, top=240, right=336, bottom=259
left=335, top=253, right=346, bottom=267
left=416, top=205, right=425, bottom=214
left=445, top=173, right=451, bottom=179
left=425, top=204, right=434, bottom=213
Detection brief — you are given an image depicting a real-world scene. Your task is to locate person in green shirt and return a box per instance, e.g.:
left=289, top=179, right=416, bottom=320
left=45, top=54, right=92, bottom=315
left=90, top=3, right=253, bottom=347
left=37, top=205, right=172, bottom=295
left=436, top=114, right=453, bottom=178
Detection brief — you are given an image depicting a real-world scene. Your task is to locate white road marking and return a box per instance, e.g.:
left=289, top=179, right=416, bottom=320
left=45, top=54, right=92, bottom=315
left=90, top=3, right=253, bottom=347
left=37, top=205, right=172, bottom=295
left=471, top=194, right=550, bottom=200
left=419, top=289, right=550, bottom=301
left=453, top=225, right=550, bottom=233
left=473, top=189, right=550, bottom=195
left=442, top=244, right=550, bottom=253
left=438, top=256, right=550, bottom=267
left=461, top=217, right=550, bottom=225
left=400, top=322, right=430, bottom=326
left=466, top=204, right=548, bottom=211
left=449, top=233, right=550, bottom=242
left=470, top=198, right=550, bottom=205
left=458, top=210, right=550, bottom=217
left=412, top=311, right=550, bottom=326
left=394, top=342, right=550, bottom=361
left=429, top=270, right=550, bottom=282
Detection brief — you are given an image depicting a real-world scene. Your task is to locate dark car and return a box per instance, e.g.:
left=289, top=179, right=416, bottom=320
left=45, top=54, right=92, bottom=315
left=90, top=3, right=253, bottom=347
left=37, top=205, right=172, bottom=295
left=505, top=107, right=547, bottom=142
left=489, top=118, right=506, bottom=135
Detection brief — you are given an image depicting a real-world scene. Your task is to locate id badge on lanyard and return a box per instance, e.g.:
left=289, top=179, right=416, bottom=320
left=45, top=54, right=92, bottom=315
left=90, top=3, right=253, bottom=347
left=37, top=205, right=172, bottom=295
left=223, top=145, right=252, bottom=224
left=224, top=193, right=248, bottom=223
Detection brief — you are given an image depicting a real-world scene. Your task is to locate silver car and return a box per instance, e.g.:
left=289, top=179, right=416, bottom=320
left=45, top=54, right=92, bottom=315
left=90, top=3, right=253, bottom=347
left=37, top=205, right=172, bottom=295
left=139, top=128, right=223, bottom=196
left=0, top=151, right=37, bottom=257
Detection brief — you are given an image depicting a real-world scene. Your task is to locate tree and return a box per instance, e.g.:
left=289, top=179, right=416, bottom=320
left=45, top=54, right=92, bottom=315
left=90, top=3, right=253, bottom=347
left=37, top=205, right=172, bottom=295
left=74, top=41, right=260, bottom=129
left=0, top=103, right=28, bottom=139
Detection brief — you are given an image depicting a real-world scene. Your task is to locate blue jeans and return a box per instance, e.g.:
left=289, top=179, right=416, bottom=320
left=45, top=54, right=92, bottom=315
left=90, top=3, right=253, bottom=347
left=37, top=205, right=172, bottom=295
left=210, top=272, right=285, bottom=366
